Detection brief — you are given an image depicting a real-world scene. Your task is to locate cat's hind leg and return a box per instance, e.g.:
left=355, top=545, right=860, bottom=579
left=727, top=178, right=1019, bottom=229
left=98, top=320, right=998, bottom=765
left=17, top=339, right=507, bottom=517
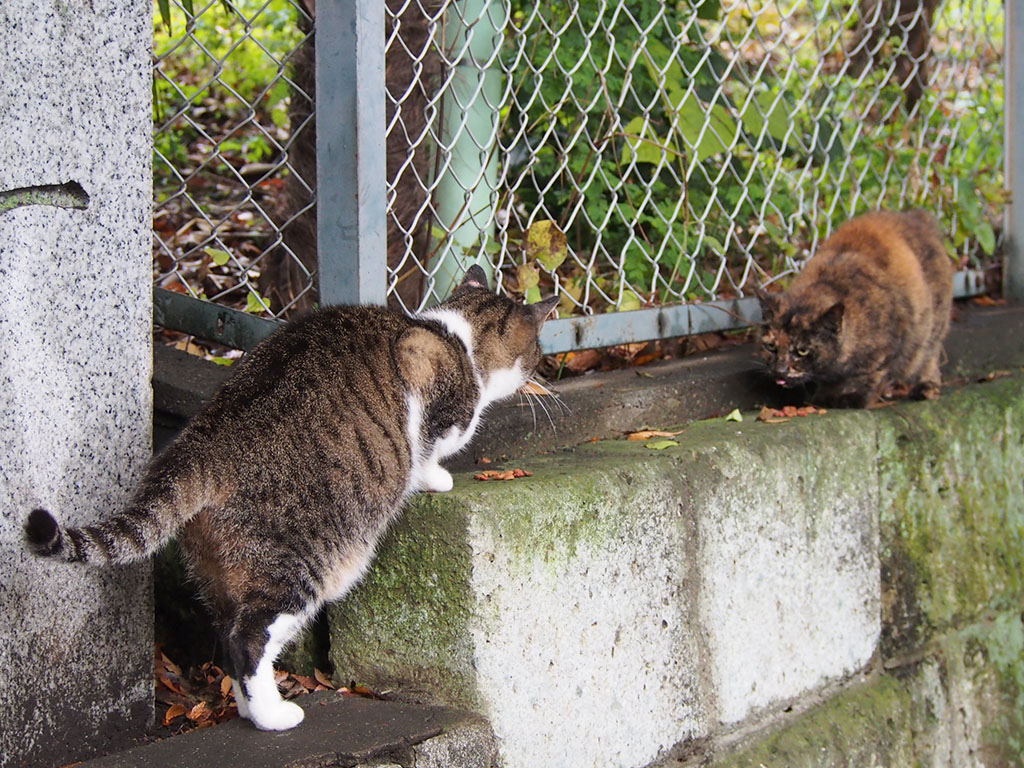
left=228, top=608, right=310, bottom=730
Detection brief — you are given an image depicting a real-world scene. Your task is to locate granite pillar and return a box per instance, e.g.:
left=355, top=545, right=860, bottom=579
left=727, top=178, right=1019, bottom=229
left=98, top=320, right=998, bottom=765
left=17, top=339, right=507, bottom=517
left=0, top=1, right=154, bottom=766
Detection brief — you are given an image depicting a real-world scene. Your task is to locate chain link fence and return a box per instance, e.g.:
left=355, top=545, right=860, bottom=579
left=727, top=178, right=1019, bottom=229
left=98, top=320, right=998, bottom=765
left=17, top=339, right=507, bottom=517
left=152, top=0, right=1005, bottom=348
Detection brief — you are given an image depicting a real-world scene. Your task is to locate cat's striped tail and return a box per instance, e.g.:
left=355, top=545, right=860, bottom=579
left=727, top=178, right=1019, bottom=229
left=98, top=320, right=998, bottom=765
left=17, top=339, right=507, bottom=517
left=24, top=453, right=217, bottom=565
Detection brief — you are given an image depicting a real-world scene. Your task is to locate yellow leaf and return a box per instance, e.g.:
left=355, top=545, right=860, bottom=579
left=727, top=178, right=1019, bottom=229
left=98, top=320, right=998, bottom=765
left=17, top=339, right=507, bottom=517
left=626, top=429, right=683, bottom=441
left=525, top=220, right=568, bottom=271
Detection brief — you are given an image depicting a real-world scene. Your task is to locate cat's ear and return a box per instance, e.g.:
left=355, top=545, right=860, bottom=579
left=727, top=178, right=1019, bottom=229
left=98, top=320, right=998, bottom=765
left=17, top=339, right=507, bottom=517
left=396, top=327, right=448, bottom=390
left=755, top=287, right=779, bottom=323
left=458, top=264, right=490, bottom=292
left=529, top=295, right=560, bottom=327
left=821, top=301, right=845, bottom=334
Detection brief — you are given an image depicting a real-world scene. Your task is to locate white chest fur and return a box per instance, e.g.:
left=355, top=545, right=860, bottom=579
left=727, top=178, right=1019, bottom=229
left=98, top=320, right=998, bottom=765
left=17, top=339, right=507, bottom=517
left=405, top=308, right=525, bottom=494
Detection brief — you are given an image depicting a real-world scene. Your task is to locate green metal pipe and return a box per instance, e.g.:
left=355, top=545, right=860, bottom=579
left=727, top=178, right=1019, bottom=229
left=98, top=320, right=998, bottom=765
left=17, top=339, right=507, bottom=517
left=428, top=0, right=504, bottom=301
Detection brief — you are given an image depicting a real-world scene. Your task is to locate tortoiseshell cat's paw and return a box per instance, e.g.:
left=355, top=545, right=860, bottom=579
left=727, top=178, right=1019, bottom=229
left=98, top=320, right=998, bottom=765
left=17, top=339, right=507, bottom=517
left=913, top=381, right=942, bottom=401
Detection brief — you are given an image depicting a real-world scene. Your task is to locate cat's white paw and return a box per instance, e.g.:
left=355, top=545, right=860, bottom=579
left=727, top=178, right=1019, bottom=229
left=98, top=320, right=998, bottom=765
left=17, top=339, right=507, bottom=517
left=248, top=699, right=305, bottom=731
left=422, top=464, right=453, bottom=493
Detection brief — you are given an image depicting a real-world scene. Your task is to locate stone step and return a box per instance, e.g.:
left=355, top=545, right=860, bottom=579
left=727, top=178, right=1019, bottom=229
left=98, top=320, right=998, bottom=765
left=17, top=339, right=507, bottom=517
left=79, top=694, right=497, bottom=768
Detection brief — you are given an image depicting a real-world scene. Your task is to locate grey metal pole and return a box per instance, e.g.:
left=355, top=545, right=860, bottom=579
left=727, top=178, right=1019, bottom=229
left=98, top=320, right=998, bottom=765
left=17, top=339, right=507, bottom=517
left=316, top=0, right=387, bottom=306
left=1005, top=0, right=1024, bottom=299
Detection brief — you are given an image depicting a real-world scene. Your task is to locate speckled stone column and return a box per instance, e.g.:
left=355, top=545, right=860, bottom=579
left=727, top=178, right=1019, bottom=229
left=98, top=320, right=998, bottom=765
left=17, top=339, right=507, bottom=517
left=0, top=2, right=154, bottom=767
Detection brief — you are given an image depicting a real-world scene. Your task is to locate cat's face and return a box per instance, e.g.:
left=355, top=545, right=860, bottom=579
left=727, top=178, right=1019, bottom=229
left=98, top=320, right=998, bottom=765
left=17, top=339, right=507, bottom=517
left=440, top=266, right=557, bottom=404
left=758, top=293, right=844, bottom=388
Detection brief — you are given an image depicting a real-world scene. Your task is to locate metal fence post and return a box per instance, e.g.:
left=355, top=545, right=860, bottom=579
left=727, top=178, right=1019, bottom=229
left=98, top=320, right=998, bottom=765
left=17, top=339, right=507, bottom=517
left=428, top=0, right=505, bottom=303
left=316, top=0, right=387, bottom=306
left=1006, top=0, right=1024, bottom=300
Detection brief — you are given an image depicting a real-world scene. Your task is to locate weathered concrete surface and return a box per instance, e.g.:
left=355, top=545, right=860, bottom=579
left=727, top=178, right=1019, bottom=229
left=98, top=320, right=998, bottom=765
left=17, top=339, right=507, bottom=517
left=78, top=694, right=498, bottom=768
left=877, top=378, right=1024, bottom=656
left=0, top=1, right=153, bottom=766
left=325, top=376, right=1024, bottom=768
left=144, top=317, right=1024, bottom=767
left=328, top=412, right=883, bottom=767
left=689, top=612, right=1024, bottom=767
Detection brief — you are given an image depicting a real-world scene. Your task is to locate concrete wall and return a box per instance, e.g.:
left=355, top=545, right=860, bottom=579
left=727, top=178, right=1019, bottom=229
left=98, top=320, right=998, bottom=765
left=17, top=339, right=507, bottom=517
left=327, top=376, right=1024, bottom=768
left=0, top=2, right=154, bottom=767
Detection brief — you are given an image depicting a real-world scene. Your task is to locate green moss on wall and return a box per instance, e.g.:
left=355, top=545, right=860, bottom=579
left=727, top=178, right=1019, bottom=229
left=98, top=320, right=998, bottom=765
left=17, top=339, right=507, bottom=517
left=711, top=675, right=915, bottom=767
left=877, top=378, right=1024, bottom=656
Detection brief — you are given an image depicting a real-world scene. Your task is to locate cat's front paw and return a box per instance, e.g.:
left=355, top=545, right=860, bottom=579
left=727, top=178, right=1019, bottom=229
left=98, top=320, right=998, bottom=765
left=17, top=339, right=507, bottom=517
left=248, top=699, right=305, bottom=731
left=421, top=464, right=454, bottom=493
left=232, top=679, right=251, bottom=720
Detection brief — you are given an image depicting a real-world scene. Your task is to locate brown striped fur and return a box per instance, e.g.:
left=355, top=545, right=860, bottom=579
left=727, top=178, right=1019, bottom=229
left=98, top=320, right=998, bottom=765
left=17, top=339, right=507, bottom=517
left=757, top=210, right=953, bottom=408
left=25, top=266, right=557, bottom=730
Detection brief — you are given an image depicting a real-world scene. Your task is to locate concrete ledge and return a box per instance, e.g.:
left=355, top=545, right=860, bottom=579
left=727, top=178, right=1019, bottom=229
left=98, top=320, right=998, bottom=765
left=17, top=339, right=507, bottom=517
left=152, top=303, right=1024, bottom=463
left=325, top=376, right=1024, bottom=768
left=80, top=694, right=498, bottom=768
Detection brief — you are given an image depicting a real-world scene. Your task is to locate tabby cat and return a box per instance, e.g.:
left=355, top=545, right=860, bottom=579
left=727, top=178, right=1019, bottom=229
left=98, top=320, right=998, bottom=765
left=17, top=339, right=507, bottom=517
left=757, top=210, right=953, bottom=408
left=25, top=266, right=557, bottom=731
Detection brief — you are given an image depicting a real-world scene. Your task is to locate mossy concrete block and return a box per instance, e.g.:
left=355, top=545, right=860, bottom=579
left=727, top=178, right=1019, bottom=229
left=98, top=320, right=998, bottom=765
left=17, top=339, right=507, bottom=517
left=331, top=454, right=709, bottom=768
left=877, top=378, right=1024, bottom=654
left=707, top=674, right=916, bottom=767
left=329, top=410, right=881, bottom=768
left=706, top=612, right=1024, bottom=767
left=680, top=411, right=880, bottom=725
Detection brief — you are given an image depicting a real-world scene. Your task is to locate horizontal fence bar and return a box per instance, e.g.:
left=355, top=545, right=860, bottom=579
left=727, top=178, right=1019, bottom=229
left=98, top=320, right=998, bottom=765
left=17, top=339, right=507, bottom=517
left=156, top=268, right=989, bottom=355
left=539, top=268, right=990, bottom=355
left=538, top=298, right=760, bottom=355
left=154, top=289, right=280, bottom=351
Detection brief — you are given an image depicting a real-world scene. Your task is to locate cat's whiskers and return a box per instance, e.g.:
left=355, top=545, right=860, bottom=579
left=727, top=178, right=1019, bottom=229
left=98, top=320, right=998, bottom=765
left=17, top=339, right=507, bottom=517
left=516, top=377, right=570, bottom=431
left=516, top=388, right=540, bottom=429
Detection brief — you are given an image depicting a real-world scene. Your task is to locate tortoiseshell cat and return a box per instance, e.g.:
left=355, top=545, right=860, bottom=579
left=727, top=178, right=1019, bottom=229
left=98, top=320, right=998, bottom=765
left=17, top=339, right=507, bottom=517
left=757, top=210, right=953, bottom=408
left=25, top=266, right=557, bottom=731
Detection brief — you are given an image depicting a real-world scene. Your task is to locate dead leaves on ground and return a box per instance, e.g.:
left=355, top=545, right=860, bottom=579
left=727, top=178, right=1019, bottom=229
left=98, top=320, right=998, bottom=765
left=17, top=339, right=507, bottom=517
left=156, top=649, right=237, bottom=731
left=474, top=468, right=533, bottom=481
left=756, top=405, right=827, bottom=424
left=155, top=646, right=381, bottom=735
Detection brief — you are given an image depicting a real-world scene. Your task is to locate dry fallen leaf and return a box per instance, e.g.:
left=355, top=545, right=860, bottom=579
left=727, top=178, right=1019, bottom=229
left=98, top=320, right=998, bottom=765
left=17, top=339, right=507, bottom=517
left=971, top=295, right=1006, bottom=306
left=645, top=439, right=679, bottom=450
left=314, top=668, right=335, bottom=689
left=220, top=676, right=233, bottom=699
left=187, top=701, right=212, bottom=723
left=979, top=370, right=1012, bottom=382
left=292, top=674, right=317, bottom=691
left=626, top=429, right=683, bottom=441
left=757, top=405, right=827, bottom=423
left=163, top=704, right=187, bottom=727
left=519, top=380, right=553, bottom=396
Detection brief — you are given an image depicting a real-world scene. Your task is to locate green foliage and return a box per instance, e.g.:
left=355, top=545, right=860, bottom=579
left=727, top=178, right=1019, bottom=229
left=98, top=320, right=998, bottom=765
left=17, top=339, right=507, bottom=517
left=153, top=0, right=305, bottom=184
left=501, top=0, right=1005, bottom=313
